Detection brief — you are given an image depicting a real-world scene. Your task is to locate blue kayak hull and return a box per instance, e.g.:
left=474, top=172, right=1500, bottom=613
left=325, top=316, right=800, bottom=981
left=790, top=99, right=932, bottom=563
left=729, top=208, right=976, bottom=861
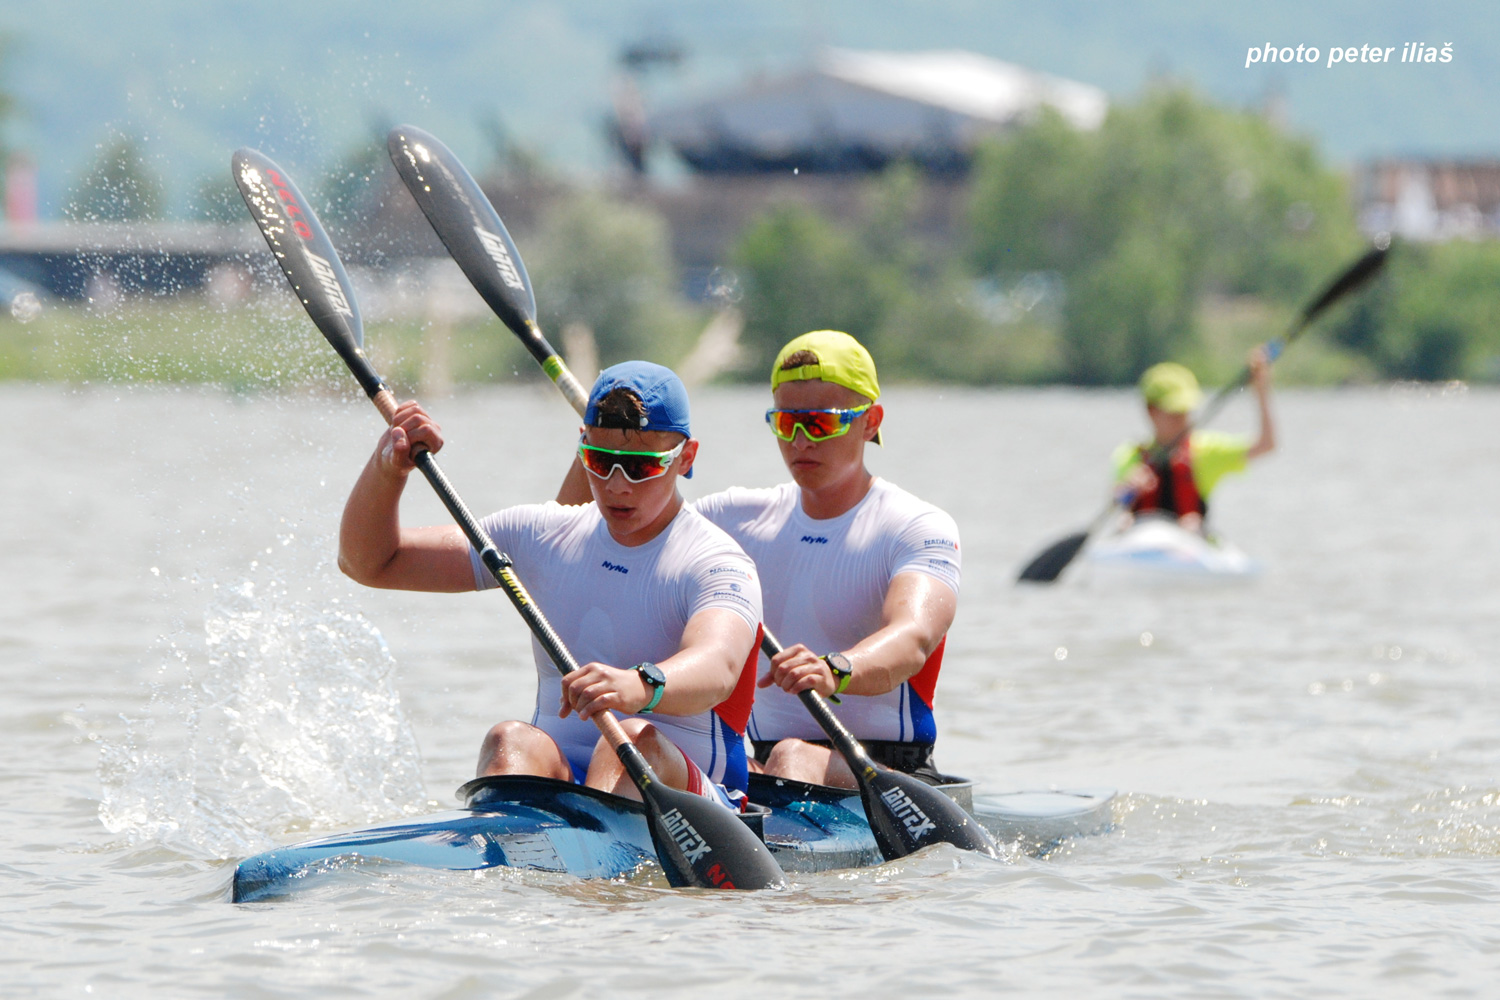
left=231, top=774, right=1114, bottom=901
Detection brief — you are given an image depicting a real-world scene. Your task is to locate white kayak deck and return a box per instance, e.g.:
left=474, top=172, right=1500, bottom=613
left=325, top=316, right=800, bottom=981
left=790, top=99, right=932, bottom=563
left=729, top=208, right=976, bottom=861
left=1082, top=515, right=1259, bottom=582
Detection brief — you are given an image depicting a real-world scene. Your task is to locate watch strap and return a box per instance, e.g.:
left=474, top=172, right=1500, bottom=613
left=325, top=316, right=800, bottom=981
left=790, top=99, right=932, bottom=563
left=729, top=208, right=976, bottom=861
left=635, top=662, right=665, bottom=714
left=822, top=653, right=853, bottom=704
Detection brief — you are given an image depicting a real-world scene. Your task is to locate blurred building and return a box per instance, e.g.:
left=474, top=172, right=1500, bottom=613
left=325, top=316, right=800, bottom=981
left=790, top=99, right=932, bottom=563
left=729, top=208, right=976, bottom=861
left=1356, top=160, right=1500, bottom=241
left=0, top=222, right=261, bottom=300
left=643, top=48, right=1106, bottom=177
left=619, top=47, right=1108, bottom=293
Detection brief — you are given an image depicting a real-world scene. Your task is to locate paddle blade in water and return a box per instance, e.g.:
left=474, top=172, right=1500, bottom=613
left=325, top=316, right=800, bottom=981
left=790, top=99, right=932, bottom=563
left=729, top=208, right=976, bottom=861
left=641, top=781, right=785, bottom=890
left=1017, top=531, right=1089, bottom=583
left=859, top=765, right=998, bottom=860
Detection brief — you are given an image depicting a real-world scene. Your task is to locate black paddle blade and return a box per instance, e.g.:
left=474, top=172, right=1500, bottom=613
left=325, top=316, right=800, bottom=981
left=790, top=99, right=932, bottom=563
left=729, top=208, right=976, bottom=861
left=640, top=780, right=785, bottom=890
left=387, top=124, right=536, bottom=330
left=387, top=124, right=588, bottom=415
left=1017, top=530, right=1089, bottom=584
left=230, top=148, right=384, bottom=400
left=859, top=764, right=998, bottom=859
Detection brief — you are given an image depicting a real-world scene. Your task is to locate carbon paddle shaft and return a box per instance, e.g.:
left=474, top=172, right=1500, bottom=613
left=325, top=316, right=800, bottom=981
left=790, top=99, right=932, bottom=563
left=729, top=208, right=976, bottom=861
left=232, top=147, right=783, bottom=892
left=759, top=630, right=997, bottom=860
left=386, top=124, right=590, bottom=415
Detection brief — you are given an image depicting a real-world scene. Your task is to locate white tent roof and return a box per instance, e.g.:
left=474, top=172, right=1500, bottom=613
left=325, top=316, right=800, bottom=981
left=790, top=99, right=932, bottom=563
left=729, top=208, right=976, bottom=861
left=818, top=48, right=1108, bottom=131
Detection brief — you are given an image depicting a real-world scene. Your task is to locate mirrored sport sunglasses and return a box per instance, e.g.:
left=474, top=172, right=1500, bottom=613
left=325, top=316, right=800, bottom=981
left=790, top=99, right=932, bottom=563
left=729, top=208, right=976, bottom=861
left=577, top=437, right=687, bottom=482
left=764, top=404, right=872, bottom=442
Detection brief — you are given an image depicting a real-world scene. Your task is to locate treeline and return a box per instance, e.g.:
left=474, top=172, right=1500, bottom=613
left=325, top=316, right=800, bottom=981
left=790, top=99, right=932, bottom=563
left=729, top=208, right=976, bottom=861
left=31, top=87, right=1500, bottom=387
left=732, top=87, right=1499, bottom=385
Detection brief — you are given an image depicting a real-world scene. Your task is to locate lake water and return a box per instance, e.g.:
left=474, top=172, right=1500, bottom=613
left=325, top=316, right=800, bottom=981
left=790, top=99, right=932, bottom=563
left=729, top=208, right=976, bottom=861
left=4, top=380, right=1498, bottom=997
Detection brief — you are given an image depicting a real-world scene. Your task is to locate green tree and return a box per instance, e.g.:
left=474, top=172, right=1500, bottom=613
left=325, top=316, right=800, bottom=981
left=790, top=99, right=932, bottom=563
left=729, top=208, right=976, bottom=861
left=528, top=190, right=698, bottom=366
left=969, top=88, right=1361, bottom=384
left=733, top=202, right=898, bottom=377
left=66, top=133, right=165, bottom=222
left=1333, top=242, right=1500, bottom=381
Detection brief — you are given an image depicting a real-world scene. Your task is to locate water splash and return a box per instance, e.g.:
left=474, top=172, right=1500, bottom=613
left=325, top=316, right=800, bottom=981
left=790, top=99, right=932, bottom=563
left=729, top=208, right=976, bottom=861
left=98, top=565, right=426, bottom=859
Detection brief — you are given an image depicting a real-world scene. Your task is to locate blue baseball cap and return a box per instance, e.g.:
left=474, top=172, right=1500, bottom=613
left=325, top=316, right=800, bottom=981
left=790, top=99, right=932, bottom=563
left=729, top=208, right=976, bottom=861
left=585, top=361, right=693, bottom=476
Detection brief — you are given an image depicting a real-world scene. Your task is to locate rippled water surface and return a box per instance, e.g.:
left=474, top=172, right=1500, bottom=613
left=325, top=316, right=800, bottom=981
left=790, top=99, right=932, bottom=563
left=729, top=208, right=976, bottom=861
left=4, top=381, right=1498, bottom=997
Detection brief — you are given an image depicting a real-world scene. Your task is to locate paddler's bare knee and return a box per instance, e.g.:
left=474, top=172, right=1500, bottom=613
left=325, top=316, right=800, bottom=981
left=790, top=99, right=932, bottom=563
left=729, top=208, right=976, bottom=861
left=764, top=739, right=857, bottom=789
left=476, top=720, right=571, bottom=779
left=584, top=719, right=690, bottom=799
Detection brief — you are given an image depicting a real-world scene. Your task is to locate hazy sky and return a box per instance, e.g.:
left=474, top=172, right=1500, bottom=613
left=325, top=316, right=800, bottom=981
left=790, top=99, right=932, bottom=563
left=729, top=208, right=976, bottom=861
left=0, top=1, right=1494, bottom=216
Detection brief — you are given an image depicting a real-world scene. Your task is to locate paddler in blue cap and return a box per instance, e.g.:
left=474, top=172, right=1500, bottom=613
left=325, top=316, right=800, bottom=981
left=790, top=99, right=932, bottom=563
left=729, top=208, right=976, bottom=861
left=1116, top=352, right=1277, bottom=532
left=338, top=361, right=764, bottom=810
left=558, top=331, right=962, bottom=790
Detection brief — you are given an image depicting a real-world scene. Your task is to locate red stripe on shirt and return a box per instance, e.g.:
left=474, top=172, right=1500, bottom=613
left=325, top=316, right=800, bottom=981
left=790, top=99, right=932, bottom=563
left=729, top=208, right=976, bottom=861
left=713, top=623, right=762, bottom=734
left=906, top=636, right=946, bottom=709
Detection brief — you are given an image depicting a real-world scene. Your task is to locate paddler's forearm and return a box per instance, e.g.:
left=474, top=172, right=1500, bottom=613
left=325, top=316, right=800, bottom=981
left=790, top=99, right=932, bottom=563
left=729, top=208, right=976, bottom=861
left=841, top=624, right=935, bottom=696
left=338, top=449, right=410, bottom=584
left=654, top=611, right=754, bottom=715
left=1247, top=376, right=1277, bottom=459
left=337, top=452, right=474, bottom=592
left=842, top=573, right=956, bottom=697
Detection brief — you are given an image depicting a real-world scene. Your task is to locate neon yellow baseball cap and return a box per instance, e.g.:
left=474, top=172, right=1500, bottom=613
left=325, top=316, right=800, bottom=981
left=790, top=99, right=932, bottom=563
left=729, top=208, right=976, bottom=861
left=1139, top=362, right=1203, bottom=414
left=770, top=330, right=881, bottom=401
left=771, top=330, right=882, bottom=444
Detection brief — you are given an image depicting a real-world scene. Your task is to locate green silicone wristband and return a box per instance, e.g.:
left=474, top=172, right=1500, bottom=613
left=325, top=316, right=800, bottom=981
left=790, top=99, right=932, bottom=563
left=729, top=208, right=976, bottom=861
left=640, top=683, right=665, bottom=714
left=636, top=663, right=666, bottom=714
left=823, top=653, right=853, bottom=704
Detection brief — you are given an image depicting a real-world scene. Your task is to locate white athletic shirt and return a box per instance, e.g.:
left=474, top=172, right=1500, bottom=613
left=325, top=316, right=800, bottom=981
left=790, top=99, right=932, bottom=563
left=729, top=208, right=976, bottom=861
left=468, top=501, right=762, bottom=789
left=692, top=479, right=960, bottom=743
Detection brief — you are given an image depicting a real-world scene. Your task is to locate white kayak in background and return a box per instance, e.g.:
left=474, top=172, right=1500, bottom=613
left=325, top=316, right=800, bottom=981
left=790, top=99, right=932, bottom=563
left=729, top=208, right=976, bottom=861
left=1082, top=514, right=1260, bottom=582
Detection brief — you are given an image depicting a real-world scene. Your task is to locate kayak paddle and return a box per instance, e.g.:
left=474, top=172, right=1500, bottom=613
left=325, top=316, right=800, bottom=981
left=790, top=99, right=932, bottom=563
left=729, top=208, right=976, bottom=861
left=385, top=124, right=590, bottom=415
left=1016, top=239, right=1391, bottom=584
left=231, top=147, right=785, bottom=891
left=759, top=629, right=998, bottom=860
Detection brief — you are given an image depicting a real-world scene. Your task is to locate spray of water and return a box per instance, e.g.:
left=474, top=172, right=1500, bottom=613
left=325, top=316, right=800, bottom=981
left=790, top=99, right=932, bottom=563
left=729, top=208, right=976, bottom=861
left=98, top=562, right=427, bottom=859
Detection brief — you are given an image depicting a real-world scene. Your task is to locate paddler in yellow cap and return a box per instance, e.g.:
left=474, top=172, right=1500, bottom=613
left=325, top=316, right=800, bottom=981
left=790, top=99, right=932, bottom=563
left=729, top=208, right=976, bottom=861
left=690, top=330, right=962, bottom=788
left=1115, top=348, right=1277, bottom=533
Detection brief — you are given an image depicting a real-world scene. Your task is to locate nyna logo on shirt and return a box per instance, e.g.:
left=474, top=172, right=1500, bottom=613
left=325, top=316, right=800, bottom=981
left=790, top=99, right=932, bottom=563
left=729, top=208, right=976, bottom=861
left=601, top=560, right=629, bottom=575
left=799, top=535, right=830, bottom=545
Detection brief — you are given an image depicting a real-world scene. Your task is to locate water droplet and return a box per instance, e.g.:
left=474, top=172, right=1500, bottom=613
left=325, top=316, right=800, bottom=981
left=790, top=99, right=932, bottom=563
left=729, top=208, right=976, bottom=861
left=705, top=267, right=743, bottom=306
left=1054, top=647, right=1067, bottom=661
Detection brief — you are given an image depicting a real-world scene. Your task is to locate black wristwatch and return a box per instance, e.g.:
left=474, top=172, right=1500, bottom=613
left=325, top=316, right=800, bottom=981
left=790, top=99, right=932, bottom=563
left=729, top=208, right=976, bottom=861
left=634, top=662, right=666, bottom=714
left=822, top=652, right=853, bottom=704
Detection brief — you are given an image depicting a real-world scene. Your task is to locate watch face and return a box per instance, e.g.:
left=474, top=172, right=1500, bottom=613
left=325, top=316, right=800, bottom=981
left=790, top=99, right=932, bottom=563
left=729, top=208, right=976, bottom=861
left=638, top=662, right=666, bottom=687
left=825, top=653, right=851, bottom=675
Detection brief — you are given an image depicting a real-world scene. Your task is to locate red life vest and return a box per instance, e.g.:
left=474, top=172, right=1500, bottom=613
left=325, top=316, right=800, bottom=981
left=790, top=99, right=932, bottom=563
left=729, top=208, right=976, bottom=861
left=1129, top=440, right=1206, bottom=517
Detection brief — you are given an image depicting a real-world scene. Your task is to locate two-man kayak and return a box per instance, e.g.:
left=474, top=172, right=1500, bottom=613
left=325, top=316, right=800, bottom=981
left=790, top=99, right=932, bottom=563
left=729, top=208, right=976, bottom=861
left=231, top=774, right=1115, bottom=901
left=1082, top=514, right=1259, bottom=582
